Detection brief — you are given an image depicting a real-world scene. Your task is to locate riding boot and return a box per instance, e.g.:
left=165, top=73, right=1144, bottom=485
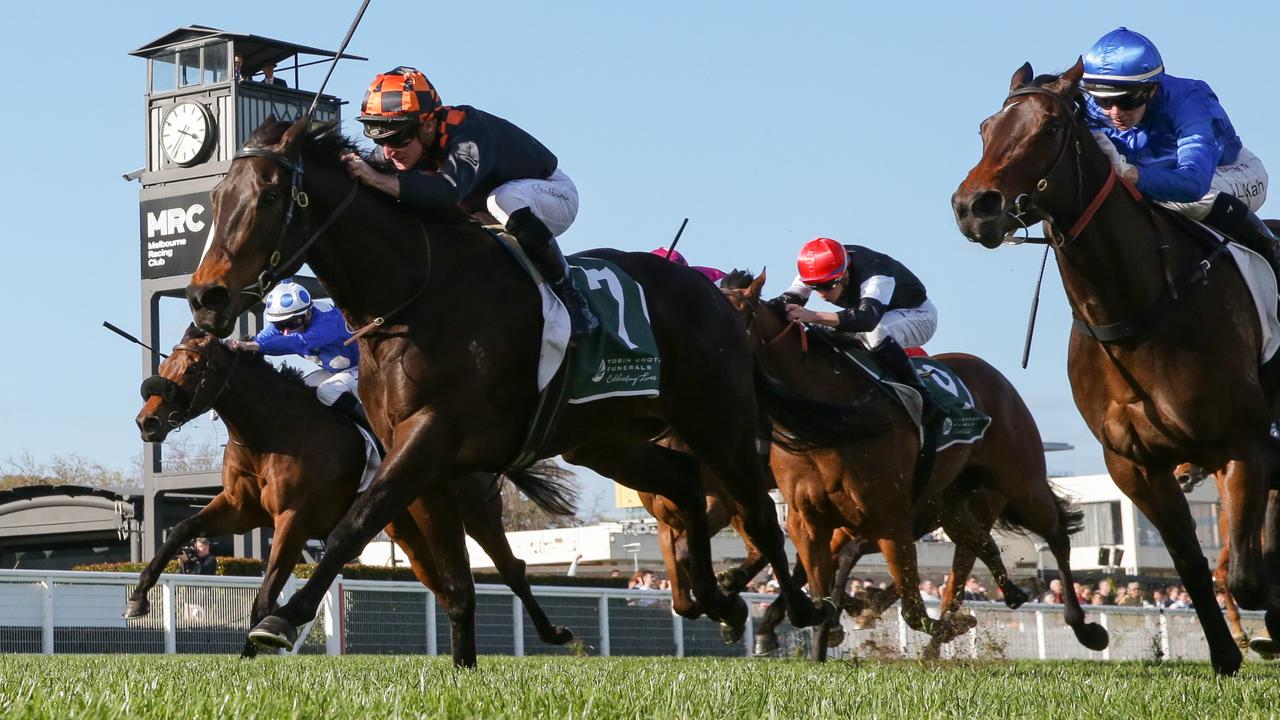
left=330, top=392, right=384, bottom=456
left=1204, top=192, right=1280, bottom=285
left=871, top=337, right=942, bottom=426
left=506, top=207, right=599, bottom=341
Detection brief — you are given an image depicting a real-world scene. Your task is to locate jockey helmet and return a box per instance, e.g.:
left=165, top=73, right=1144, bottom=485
left=796, top=238, right=848, bottom=285
left=263, top=279, right=312, bottom=323
left=1082, top=27, right=1164, bottom=97
left=356, top=66, right=442, bottom=143
left=651, top=247, right=689, bottom=266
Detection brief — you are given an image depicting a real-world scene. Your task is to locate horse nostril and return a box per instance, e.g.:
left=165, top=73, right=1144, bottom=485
left=188, top=284, right=231, bottom=313
left=141, top=416, right=162, bottom=434
left=969, top=190, right=1005, bottom=220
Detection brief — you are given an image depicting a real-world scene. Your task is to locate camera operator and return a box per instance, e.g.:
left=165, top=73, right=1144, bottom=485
left=179, top=537, right=218, bottom=575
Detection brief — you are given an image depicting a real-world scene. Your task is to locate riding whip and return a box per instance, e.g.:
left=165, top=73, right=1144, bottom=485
left=663, top=218, right=690, bottom=260
left=1020, top=244, right=1051, bottom=369
left=102, top=321, right=168, bottom=358
left=305, top=0, right=373, bottom=121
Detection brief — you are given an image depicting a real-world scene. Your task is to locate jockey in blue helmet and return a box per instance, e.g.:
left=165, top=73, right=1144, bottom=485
left=1080, top=27, right=1279, bottom=275
left=225, top=279, right=374, bottom=435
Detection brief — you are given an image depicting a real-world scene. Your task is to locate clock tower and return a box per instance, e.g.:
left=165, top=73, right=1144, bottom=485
left=129, top=26, right=364, bottom=561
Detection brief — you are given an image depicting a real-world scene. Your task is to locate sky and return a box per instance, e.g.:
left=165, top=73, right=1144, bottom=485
left=0, top=1, right=1277, bottom=514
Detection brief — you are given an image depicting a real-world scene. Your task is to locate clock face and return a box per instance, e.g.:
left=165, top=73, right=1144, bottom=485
left=161, top=102, right=215, bottom=167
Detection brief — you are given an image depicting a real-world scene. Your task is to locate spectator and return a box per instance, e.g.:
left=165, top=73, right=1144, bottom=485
left=1146, top=589, right=1172, bottom=609
left=963, top=576, right=989, bottom=602
left=1097, top=578, right=1116, bottom=604
left=1089, top=593, right=1107, bottom=606
left=1040, top=578, right=1064, bottom=604
left=260, top=63, right=287, bottom=88
left=609, top=569, right=622, bottom=580
left=179, top=537, right=217, bottom=575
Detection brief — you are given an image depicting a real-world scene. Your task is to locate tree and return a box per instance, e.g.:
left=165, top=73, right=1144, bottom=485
left=0, top=450, right=134, bottom=491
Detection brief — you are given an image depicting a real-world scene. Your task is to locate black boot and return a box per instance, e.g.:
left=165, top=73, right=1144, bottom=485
left=506, top=207, right=599, bottom=341
left=1204, top=193, right=1280, bottom=284
left=872, top=337, right=942, bottom=426
left=330, top=392, right=384, bottom=456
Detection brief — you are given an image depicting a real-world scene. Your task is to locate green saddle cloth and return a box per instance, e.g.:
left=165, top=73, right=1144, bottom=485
left=564, top=256, right=661, bottom=404
left=818, top=331, right=991, bottom=450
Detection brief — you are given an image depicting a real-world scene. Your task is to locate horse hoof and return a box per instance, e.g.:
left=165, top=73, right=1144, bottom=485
left=825, top=624, right=845, bottom=648
left=953, top=614, right=978, bottom=634
left=1073, top=622, right=1110, bottom=652
left=1212, top=645, right=1244, bottom=676
left=720, top=621, right=745, bottom=645
left=123, top=599, right=150, bottom=619
left=1234, top=634, right=1251, bottom=651
left=1249, top=636, right=1279, bottom=659
left=248, top=615, right=298, bottom=651
left=721, top=594, right=748, bottom=629
left=544, top=626, right=575, bottom=646
left=753, top=633, right=780, bottom=657
left=1002, top=585, right=1029, bottom=610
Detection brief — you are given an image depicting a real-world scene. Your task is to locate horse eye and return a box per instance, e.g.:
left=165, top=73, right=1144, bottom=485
left=183, top=365, right=199, bottom=376
left=261, top=191, right=280, bottom=203
left=1040, top=120, right=1061, bottom=137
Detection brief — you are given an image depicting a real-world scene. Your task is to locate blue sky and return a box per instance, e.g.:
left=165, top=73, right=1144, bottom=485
left=1, top=1, right=1276, bottom=512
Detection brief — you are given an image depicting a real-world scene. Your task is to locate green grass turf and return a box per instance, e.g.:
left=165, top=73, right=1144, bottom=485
left=3, top=655, right=1280, bottom=719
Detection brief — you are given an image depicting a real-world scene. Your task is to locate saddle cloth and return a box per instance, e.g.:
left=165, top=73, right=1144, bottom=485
left=485, top=229, right=661, bottom=402
left=1193, top=223, right=1280, bottom=363
left=816, top=332, right=991, bottom=451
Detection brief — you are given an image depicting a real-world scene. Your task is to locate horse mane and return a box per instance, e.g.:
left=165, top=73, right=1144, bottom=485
left=720, top=269, right=756, bottom=290
left=244, top=118, right=472, bottom=225
left=1026, top=72, right=1087, bottom=119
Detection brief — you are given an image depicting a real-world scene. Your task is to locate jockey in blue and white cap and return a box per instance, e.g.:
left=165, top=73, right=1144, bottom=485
left=226, top=279, right=374, bottom=434
left=1080, top=27, right=1279, bottom=274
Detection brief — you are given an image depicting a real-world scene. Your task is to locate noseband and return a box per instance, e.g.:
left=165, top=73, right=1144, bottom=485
left=230, top=146, right=360, bottom=299
left=140, top=342, right=240, bottom=428
left=1001, top=86, right=1141, bottom=246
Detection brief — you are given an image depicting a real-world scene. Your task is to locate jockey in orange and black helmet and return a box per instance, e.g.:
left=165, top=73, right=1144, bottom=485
left=341, top=66, right=597, bottom=340
left=774, top=238, right=942, bottom=424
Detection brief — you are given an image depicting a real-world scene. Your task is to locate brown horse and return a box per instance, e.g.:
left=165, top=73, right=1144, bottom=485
left=131, top=326, right=573, bottom=665
left=1173, top=462, right=1280, bottom=658
left=184, top=119, right=888, bottom=649
left=720, top=271, right=1106, bottom=654
left=952, top=60, right=1280, bottom=674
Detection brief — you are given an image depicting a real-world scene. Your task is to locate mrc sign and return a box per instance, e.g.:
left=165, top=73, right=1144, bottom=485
left=139, top=190, right=214, bottom=279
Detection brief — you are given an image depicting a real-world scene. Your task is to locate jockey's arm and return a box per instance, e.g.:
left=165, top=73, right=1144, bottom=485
left=1134, top=94, right=1225, bottom=202
left=398, top=127, right=492, bottom=212
left=252, top=323, right=308, bottom=357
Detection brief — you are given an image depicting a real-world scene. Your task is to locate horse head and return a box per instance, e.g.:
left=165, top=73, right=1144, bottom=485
left=952, top=59, right=1087, bottom=248
left=186, top=117, right=313, bottom=337
left=719, top=268, right=799, bottom=351
left=137, top=325, right=233, bottom=441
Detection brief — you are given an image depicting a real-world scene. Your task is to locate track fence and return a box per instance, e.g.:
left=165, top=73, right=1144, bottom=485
left=0, top=570, right=1263, bottom=661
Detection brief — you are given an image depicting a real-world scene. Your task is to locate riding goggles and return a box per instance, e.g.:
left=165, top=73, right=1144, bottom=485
left=804, top=278, right=843, bottom=292
left=274, top=315, right=307, bottom=331
left=1086, top=85, right=1155, bottom=111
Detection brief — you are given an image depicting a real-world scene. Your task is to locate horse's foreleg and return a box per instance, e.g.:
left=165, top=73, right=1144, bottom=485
left=249, top=416, right=457, bottom=652
left=242, top=510, right=308, bottom=659
left=126, top=492, right=253, bottom=618
left=787, top=511, right=834, bottom=662
left=1220, top=453, right=1274, bottom=611
left=658, top=523, right=699, bottom=619
left=390, top=493, right=477, bottom=668
left=461, top=473, right=572, bottom=646
left=752, top=557, right=803, bottom=657
left=718, top=514, right=768, bottom=593
left=1107, top=450, right=1240, bottom=675
left=879, top=534, right=937, bottom=645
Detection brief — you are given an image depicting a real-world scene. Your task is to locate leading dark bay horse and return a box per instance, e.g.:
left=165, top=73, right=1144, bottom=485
left=720, top=271, right=1106, bottom=655
left=132, top=326, right=572, bottom=665
left=184, top=118, right=889, bottom=649
left=952, top=59, right=1280, bottom=674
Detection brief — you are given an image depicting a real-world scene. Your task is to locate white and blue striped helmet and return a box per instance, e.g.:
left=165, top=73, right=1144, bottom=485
left=1082, top=27, right=1164, bottom=97
left=263, top=279, right=312, bottom=322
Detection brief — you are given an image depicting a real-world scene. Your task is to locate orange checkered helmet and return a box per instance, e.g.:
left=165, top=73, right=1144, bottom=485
left=356, top=66, right=442, bottom=142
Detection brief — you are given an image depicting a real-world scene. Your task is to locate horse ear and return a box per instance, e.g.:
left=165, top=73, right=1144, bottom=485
left=748, top=269, right=767, bottom=300
left=279, top=117, right=309, bottom=153
left=1060, top=56, right=1084, bottom=91
left=184, top=323, right=207, bottom=340
left=1009, top=62, right=1033, bottom=91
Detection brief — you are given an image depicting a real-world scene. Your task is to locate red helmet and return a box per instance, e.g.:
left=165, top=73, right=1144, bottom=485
left=796, top=238, right=848, bottom=285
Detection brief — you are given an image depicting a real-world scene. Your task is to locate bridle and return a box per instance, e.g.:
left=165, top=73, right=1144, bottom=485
left=1000, top=85, right=1141, bottom=247
left=141, top=341, right=241, bottom=429
left=231, top=146, right=360, bottom=300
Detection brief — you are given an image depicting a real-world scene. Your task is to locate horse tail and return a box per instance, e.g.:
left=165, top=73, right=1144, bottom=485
left=753, top=363, right=892, bottom=452
left=995, top=486, right=1084, bottom=538
left=502, top=460, right=579, bottom=517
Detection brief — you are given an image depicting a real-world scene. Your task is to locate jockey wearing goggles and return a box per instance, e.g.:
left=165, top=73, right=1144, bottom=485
left=226, top=279, right=373, bottom=435
left=342, top=66, right=597, bottom=340
left=773, top=238, right=941, bottom=424
left=1081, top=28, right=1279, bottom=276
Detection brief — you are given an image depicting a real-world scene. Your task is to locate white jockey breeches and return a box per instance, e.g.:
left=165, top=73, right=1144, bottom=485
left=485, top=168, right=579, bottom=237
left=860, top=299, right=938, bottom=350
left=1160, top=147, right=1269, bottom=220
left=305, top=368, right=359, bottom=406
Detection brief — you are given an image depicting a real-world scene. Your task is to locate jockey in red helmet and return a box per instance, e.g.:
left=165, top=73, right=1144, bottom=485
left=341, top=66, right=597, bottom=339
left=775, top=238, right=941, bottom=423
